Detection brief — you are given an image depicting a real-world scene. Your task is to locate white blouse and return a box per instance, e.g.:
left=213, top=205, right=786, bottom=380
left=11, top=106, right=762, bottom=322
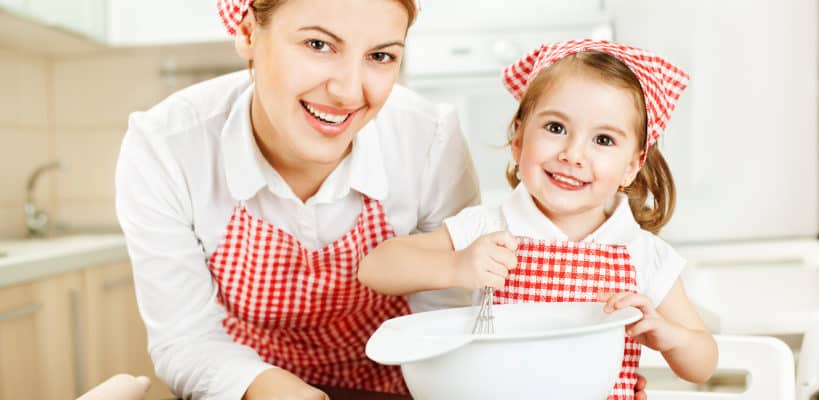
left=444, top=184, right=686, bottom=307
left=115, top=71, right=479, bottom=400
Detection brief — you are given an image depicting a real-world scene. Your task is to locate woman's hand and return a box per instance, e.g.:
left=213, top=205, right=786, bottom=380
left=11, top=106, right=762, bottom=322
left=451, top=231, right=517, bottom=289
left=244, top=368, right=328, bottom=400
left=598, top=292, right=688, bottom=353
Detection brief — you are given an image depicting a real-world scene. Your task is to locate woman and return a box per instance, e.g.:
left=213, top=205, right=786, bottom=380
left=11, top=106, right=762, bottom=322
left=116, top=0, right=476, bottom=399
left=116, top=1, right=650, bottom=399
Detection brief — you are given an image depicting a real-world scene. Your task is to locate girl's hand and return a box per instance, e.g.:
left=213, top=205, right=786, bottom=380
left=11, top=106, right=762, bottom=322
left=244, top=368, right=329, bottom=400
left=452, top=231, right=517, bottom=289
left=598, top=291, right=688, bottom=353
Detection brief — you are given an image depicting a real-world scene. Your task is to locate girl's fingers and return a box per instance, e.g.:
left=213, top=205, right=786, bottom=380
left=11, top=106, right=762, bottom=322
left=484, top=260, right=510, bottom=278
left=490, top=247, right=517, bottom=270
left=603, top=292, right=632, bottom=312
left=611, top=293, right=655, bottom=316
left=487, top=274, right=506, bottom=289
left=627, top=318, right=655, bottom=338
left=491, top=231, right=518, bottom=251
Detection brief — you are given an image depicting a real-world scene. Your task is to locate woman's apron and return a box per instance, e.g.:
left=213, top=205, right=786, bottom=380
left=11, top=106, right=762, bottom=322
left=494, top=238, right=641, bottom=400
left=209, top=195, right=411, bottom=393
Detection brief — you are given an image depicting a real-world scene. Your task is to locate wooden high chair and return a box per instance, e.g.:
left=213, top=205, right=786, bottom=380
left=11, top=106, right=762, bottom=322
left=640, top=335, right=795, bottom=400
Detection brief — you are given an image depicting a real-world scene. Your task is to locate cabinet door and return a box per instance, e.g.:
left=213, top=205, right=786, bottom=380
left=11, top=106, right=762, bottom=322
left=13, top=0, right=106, bottom=40
left=0, top=272, right=82, bottom=399
left=82, top=262, right=172, bottom=400
left=108, top=0, right=227, bottom=45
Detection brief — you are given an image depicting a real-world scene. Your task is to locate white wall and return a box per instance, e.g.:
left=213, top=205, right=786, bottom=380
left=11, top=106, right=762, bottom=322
left=606, top=0, right=818, bottom=243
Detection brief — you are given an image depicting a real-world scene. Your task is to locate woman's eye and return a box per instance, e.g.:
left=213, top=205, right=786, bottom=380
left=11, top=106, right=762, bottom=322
left=544, top=122, right=565, bottom=134
left=370, top=52, right=395, bottom=63
left=306, top=40, right=331, bottom=52
left=594, top=135, right=615, bottom=146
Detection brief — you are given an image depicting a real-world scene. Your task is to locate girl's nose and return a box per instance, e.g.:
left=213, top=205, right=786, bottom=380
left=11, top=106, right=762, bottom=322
left=558, top=139, right=585, bottom=167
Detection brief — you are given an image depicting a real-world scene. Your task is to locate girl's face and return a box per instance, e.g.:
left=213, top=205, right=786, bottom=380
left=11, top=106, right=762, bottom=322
left=511, top=70, right=643, bottom=224
left=235, top=0, right=408, bottom=169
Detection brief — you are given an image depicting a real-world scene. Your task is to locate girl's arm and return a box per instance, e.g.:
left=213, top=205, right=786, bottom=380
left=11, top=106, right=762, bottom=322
left=358, top=227, right=517, bottom=295
left=600, top=278, right=717, bottom=383
left=653, top=278, right=718, bottom=382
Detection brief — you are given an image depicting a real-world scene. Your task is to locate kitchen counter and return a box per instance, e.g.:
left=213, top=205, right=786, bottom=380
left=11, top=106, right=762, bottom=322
left=316, top=385, right=412, bottom=400
left=0, top=233, right=128, bottom=287
left=166, top=386, right=412, bottom=400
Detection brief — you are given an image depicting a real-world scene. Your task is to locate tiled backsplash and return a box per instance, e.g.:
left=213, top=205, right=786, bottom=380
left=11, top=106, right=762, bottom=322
left=0, top=42, right=240, bottom=238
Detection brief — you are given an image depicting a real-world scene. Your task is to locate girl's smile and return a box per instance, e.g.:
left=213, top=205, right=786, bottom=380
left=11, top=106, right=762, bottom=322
left=545, top=170, right=590, bottom=191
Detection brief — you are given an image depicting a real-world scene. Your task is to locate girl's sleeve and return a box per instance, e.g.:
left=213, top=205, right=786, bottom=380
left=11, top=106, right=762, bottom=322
left=115, top=113, right=270, bottom=400
left=630, top=233, right=687, bottom=306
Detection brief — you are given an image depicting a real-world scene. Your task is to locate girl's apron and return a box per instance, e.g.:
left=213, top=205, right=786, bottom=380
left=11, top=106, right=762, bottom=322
left=495, top=238, right=641, bottom=400
left=209, top=195, right=410, bottom=393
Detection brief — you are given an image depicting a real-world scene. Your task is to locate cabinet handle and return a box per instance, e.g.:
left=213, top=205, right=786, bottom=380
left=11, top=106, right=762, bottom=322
left=102, top=276, right=133, bottom=291
left=0, top=303, right=42, bottom=321
left=70, top=289, right=86, bottom=397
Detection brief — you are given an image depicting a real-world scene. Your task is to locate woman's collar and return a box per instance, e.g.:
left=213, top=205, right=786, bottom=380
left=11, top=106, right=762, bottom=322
left=220, top=84, right=388, bottom=203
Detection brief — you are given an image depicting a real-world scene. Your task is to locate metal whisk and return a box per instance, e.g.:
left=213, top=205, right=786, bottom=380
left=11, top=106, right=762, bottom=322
left=471, top=287, right=495, bottom=335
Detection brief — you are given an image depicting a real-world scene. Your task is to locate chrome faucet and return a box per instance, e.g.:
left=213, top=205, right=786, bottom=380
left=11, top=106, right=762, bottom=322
left=25, top=161, right=61, bottom=238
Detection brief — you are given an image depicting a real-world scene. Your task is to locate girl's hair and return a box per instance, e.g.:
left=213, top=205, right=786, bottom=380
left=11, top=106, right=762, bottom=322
left=246, top=0, right=417, bottom=70
left=504, top=51, right=676, bottom=234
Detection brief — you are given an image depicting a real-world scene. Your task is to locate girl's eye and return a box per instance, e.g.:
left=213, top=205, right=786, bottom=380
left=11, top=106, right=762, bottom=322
left=544, top=122, right=565, bottom=134
left=306, top=39, right=331, bottom=53
left=369, top=52, right=395, bottom=63
left=594, top=135, right=615, bottom=146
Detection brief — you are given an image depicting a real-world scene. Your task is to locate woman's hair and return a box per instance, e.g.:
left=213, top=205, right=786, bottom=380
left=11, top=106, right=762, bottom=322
left=504, top=51, right=676, bottom=234
left=250, top=0, right=417, bottom=29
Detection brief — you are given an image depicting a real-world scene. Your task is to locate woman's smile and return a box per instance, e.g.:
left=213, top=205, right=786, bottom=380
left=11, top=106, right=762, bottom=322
left=300, top=100, right=360, bottom=137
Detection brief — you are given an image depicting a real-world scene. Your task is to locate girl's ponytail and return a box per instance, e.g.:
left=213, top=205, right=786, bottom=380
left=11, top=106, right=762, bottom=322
left=625, top=146, right=676, bottom=234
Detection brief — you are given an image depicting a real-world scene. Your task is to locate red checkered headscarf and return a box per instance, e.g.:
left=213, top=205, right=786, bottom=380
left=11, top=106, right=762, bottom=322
left=218, top=0, right=422, bottom=36
left=502, top=39, right=689, bottom=164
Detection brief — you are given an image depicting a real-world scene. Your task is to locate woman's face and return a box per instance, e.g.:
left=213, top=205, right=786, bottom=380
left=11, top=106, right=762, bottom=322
left=237, top=0, right=409, bottom=169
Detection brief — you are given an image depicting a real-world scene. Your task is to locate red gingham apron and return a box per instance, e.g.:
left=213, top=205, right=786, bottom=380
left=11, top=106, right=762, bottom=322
left=209, top=196, right=411, bottom=393
left=495, top=238, right=641, bottom=400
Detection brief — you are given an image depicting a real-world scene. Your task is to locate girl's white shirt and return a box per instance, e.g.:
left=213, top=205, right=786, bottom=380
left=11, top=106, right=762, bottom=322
left=444, top=184, right=685, bottom=307
left=115, top=71, right=479, bottom=400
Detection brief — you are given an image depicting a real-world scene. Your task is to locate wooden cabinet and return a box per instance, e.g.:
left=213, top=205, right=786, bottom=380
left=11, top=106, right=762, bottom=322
left=0, top=262, right=172, bottom=400
left=0, top=271, right=82, bottom=399
left=82, top=262, right=172, bottom=400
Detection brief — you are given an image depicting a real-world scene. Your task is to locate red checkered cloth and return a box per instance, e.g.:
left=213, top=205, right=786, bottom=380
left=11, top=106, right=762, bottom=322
left=210, top=196, right=411, bottom=393
left=217, top=0, right=422, bottom=35
left=502, top=39, right=689, bottom=164
left=494, top=238, right=641, bottom=400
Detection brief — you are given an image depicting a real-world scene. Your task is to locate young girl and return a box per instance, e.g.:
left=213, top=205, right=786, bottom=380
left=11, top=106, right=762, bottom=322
left=359, top=39, right=718, bottom=398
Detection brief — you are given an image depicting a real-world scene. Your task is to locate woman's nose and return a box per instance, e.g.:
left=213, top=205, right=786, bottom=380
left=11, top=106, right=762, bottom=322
left=326, top=58, right=364, bottom=106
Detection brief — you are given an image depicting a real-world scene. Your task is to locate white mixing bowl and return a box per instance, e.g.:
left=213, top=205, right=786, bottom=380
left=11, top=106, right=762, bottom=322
left=366, top=302, right=641, bottom=400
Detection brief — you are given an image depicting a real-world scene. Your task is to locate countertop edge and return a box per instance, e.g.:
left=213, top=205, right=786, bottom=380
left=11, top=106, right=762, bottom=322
left=0, top=243, right=129, bottom=287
